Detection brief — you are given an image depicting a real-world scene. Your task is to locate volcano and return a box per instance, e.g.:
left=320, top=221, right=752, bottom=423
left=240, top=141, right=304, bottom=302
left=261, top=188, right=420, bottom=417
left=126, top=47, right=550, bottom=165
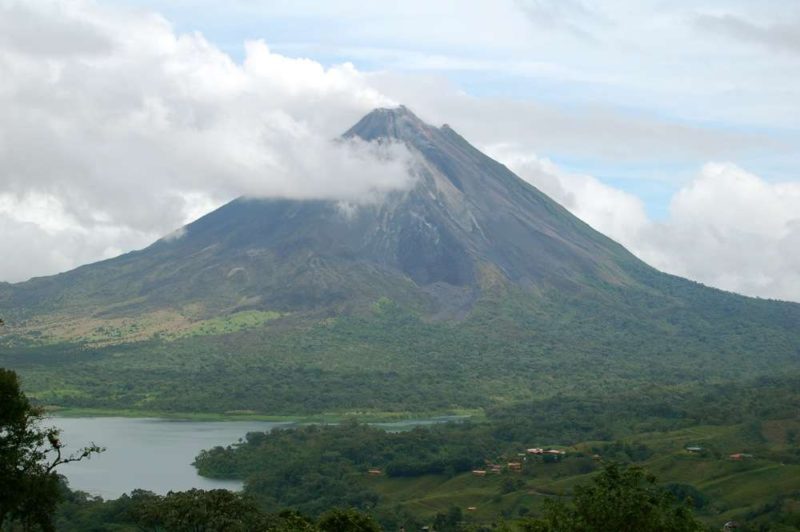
left=2, top=106, right=658, bottom=317
left=1, top=106, right=798, bottom=413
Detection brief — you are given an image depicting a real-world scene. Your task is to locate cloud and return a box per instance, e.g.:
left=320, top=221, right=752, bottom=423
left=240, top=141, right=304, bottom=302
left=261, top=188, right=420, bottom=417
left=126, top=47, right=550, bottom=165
left=0, top=191, right=146, bottom=281
left=0, top=0, right=414, bottom=282
left=371, top=74, right=771, bottom=169
left=640, top=163, right=800, bottom=302
left=514, top=0, right=602, bottom=40
left=498, top=154, right=800, bottom=303
left=0, top=1, right=113, bottom=56
left=485, top=147, right=649, bottom=246
left=696, top=13, right=800, bottom=54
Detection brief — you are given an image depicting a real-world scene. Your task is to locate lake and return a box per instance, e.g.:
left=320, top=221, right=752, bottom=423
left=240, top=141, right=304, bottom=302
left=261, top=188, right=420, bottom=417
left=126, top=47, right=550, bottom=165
left=51, top=415, right=468, bottom=499
left=52, top=417, right=292, bottom=499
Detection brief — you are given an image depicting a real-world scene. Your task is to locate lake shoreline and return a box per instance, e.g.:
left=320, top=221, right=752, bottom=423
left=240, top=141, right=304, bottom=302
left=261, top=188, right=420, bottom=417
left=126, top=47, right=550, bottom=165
left=51, top=417, right=286, bottom=499
left=49, top=413, right=478, bottom=499
left=45, top=406, right=483, bottom=424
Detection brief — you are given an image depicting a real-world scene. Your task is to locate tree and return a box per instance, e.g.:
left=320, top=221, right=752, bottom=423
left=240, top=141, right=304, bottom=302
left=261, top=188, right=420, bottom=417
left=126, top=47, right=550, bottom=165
left=131, top=489, right=269, bottom=532
left=263, top=509, right=318, bottom=532
left=0, top=368, right=102, bottom=530
left=521, top=462, right=704, bottom=532
left=432, top=506, right=463, bottom=531
left=317, top=508, right=381, bottom=532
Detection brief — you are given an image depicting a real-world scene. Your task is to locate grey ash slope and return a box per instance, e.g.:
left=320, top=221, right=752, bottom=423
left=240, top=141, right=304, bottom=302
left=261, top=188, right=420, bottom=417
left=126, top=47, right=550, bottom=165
left=3, top=106, right=662, bottom=319
left=342, top=106, right=646, bottom=287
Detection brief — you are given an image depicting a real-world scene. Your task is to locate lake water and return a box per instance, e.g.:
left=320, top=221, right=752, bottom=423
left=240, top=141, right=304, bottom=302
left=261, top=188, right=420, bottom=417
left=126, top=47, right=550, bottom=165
left=52, top=417, right=292, bottom=499
left=51, top=415, right=469, bottom=499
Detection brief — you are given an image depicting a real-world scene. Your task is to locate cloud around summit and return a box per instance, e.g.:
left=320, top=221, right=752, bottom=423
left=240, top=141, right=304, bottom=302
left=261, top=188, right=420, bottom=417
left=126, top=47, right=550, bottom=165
left=0, top=1, right=417, bottom=281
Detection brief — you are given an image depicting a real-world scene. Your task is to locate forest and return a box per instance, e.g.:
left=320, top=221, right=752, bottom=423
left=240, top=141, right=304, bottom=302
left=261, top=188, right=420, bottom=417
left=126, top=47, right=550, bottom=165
left=5, top=288, right=800, bottom=418
left=4, top=365, right=800, bottom=530
left=190, top=375, right=800, bottom=529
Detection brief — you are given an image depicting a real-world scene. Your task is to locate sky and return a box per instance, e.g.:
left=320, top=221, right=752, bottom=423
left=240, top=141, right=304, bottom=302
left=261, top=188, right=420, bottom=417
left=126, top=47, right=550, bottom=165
left=0, top=0, right=799, bottom=302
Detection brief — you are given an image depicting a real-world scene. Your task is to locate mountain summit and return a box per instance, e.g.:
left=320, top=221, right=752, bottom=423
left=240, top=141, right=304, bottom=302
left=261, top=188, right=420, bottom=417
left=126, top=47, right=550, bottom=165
left=1, top=107, right=798, bottom=414
left=344, top=105, right=431, bottom=142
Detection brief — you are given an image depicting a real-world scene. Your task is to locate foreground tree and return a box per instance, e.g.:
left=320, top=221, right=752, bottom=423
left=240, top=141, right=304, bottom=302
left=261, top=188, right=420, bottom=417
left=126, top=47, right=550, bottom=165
left=0, top=368, right=102, bottom=530
left=129, top=488, right=272, bottom=532
left=55, top=488, right=379, bottom=531
left=317, top=508, right=382, bottom=532
left=521, top=462, right=705, bottom=532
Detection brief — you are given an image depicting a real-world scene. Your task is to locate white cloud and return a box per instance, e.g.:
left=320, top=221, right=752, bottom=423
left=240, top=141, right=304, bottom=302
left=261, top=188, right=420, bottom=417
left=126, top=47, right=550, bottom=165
left=640, top=163, right=800, bottom=302
left=0, top=191, right=148, bottom=281
left=369, top=74, right=772, bottom=168
left=500, top=154, right=800, bottom=303
left=486, top=147, right=649, bottom=246
left=514, top=0, right=603, bottom=40
left=696, top=13, right=800, bottom=55
left=0, top=0, right=414, bottom=282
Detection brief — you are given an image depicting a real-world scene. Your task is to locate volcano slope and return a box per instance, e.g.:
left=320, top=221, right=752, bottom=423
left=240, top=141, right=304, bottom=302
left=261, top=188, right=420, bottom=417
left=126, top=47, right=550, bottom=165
left=1, top=106, right=798, bottom=414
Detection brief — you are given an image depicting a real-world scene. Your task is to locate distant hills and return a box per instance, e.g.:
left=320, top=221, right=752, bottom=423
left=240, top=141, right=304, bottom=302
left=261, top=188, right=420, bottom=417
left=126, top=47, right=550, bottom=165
left=1, top=106, right=798, bottom=414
